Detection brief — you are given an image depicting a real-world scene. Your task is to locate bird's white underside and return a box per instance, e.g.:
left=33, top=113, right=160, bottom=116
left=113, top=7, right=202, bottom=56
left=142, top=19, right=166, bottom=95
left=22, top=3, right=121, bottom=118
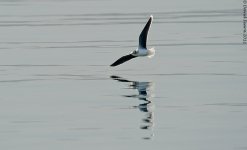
left=132, top=47, right=155, bottom=58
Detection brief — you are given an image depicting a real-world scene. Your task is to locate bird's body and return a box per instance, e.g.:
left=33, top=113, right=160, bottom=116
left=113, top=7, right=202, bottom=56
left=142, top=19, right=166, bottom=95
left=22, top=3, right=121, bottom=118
left=110, top=15, right=155, bottom=67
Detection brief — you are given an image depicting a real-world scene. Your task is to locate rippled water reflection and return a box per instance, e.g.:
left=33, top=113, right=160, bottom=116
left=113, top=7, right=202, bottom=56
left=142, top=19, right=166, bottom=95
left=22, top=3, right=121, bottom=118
left=111, top=75, right=155, bottom=140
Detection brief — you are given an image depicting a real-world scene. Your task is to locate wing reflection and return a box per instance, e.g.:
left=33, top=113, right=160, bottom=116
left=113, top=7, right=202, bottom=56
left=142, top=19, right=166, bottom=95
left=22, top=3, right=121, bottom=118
left=111, top=75, right=155, bottom=140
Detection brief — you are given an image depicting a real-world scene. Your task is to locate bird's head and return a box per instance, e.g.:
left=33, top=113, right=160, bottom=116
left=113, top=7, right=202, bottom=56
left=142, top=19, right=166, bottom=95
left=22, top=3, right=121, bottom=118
left=131, top=50, right=138, bottom=56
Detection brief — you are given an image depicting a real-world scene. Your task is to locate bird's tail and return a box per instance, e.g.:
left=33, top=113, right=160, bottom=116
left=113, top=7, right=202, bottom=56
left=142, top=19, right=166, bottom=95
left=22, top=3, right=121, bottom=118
left=147, top=47, right=155, bottom=58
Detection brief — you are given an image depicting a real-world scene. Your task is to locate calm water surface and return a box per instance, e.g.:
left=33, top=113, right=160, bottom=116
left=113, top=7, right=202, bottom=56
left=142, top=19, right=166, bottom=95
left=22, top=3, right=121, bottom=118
left=0, top=0, right=246, bottom=149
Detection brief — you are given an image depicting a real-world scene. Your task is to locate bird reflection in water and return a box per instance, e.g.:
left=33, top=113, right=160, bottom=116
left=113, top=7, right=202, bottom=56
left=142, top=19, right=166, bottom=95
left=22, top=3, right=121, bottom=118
left=111, top=75, right=155, bottom=140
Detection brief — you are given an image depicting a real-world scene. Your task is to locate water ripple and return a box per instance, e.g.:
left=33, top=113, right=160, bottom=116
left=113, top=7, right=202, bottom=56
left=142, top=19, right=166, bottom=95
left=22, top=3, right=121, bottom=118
left=0, top=79, right=45, bottom=83
left=0, top=9, right=240, bottom=27
left=134, top=73, right=247, bottom=77
left=205, top=103, right=247, bottom=107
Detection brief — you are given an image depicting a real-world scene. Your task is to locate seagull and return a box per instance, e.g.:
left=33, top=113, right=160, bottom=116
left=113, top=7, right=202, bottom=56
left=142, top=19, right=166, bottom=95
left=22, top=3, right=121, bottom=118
left=110, top=15, right=155, bottom=67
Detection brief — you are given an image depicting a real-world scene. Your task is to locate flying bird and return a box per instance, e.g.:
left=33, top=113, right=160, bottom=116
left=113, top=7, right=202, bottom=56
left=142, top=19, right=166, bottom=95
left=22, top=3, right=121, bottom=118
left=110, top=15, right=155, bottom=67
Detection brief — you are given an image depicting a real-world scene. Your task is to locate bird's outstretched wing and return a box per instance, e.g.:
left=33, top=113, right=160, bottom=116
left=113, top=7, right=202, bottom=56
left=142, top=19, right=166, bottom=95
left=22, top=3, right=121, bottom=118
left=110, top=54, right=137, bottom=67
left=139, top=15, right=153, bottom=49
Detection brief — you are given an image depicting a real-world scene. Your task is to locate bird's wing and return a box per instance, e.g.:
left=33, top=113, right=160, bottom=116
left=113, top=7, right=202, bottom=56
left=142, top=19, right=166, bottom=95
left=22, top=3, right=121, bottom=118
left=110, top=54, right=137, bottom=67
left=138, top=15, right=153, bottom=49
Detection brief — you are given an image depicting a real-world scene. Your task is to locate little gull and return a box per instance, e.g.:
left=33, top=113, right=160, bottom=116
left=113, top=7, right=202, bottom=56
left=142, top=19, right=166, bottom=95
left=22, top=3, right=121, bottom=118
left=110, top=15, right=155, bottom=67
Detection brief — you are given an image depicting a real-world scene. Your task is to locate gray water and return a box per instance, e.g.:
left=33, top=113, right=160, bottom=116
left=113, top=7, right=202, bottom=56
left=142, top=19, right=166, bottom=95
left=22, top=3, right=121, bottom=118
left=0, top=0, right=247, bottom=149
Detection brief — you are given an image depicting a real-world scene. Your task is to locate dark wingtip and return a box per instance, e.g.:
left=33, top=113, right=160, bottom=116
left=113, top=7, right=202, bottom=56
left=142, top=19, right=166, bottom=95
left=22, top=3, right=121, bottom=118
left=110, top=63, right=116, bottom=67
